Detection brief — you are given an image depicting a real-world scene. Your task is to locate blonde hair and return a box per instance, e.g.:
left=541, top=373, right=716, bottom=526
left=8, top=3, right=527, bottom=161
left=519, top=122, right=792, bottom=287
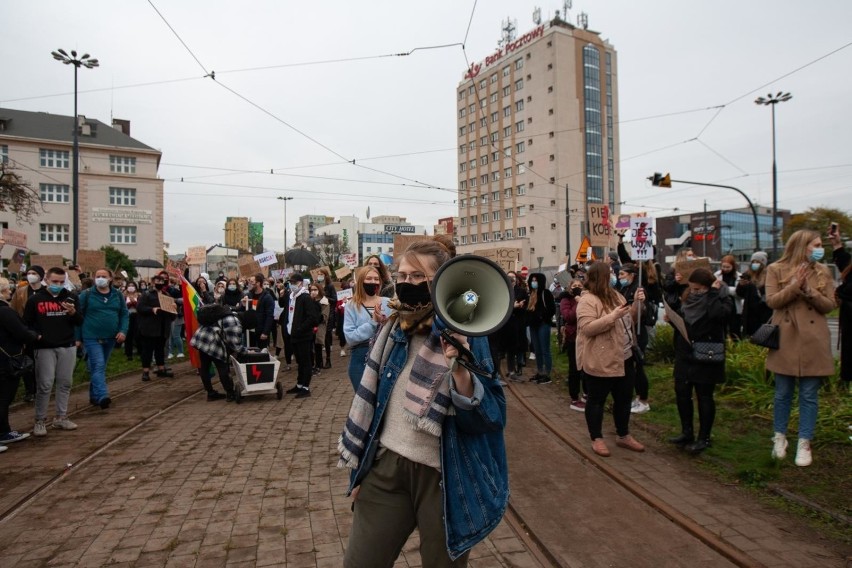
left=0, top=277, right=10, bottom=294
left=352, top=266, right=381, bottom=307
left=777, top=229, right=829, bottom=290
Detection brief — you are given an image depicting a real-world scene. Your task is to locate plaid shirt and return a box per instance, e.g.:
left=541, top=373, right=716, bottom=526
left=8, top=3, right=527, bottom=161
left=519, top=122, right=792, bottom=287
left=190, top=314, right=244, bottom=361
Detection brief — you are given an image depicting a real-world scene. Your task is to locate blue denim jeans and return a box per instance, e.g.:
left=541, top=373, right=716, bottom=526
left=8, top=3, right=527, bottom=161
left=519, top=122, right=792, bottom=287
left=84, top=338, right=114, bottom=404
left=773, top=374, right=821, bottom=440
left=169, top=320, right=184, bottom=355
left=528, top=324, right=552, bottom=375
left=348, top=345, right=369, bottom=391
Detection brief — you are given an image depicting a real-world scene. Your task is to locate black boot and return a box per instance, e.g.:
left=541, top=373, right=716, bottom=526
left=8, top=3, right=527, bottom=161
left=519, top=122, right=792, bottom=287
left=323, top=357, right=332, bottom=369
left=668, top=431, right=694, bottom=446
left=685, top=438, right=711, bottom=454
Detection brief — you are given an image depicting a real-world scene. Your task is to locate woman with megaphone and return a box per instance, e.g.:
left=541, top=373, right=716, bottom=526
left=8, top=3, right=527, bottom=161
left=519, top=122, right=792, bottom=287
left=577, top=261, right=646, bottom=457
left=338, top=235, right=508, bottom=567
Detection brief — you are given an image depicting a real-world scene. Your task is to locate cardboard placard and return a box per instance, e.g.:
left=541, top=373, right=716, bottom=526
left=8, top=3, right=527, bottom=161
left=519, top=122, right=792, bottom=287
left=158, top=293, right=178, bottom=314
left=674, top=257, right=711, bottom=280
left=587, top=203, right=612, bottom=247
left=335, top=266, right=352, bottom=280
left=393, top=235, right=432, bottom=259
left=238, top=255, right=262, bottom=278
left=76, top=249, right=106, bottom=274
left=186, top=246, right=207, bottom=266
left=473, top=247, right=520, bottom=272
left=29, top=255, right=65, bottom=271
left=615, top=214, right=631, bottom=230
left=629, top=217, right=655, bottom=261
left=165, top=260, right=184, bottom=280
left=340, top=253, right=359, bottom=269
left=1, top=229, right=27, bottom=249
left=7, top=248, right=26, bottom=273
left=254, top=250, right=277, bottom=268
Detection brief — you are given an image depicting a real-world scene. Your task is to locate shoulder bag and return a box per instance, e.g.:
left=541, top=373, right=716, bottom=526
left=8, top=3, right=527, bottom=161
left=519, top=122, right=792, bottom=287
left=750, top=322, right=779, bottom=350
left=691, top=341, right=725, bottom=364
left=0, top=346, right=34, bottom=378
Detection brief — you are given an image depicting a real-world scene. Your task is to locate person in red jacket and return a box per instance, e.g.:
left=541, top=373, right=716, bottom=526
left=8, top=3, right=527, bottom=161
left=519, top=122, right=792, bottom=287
left=560, top=279, right=587, bottom=411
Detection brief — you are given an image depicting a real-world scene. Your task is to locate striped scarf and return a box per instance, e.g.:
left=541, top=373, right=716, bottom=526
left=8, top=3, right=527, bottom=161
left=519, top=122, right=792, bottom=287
left=338, top=316, right=452, bottom=470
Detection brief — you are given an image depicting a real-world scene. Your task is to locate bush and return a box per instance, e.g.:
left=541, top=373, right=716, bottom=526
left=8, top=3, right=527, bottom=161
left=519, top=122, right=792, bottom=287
left=645, top=324, right=675, bottom=364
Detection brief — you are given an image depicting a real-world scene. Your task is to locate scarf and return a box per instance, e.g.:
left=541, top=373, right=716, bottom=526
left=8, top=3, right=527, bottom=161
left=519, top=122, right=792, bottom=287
left=338, top=316, right=452, bottom=470
left=682, top=292, right=710, bottom=325
left=388, top=297, right=434, bottom=334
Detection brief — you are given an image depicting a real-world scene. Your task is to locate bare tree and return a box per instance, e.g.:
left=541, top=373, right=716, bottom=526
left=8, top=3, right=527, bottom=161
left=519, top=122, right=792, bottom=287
left=309, top=234, right=349, bottom=268
left=0, top=163, right=43, bottom=223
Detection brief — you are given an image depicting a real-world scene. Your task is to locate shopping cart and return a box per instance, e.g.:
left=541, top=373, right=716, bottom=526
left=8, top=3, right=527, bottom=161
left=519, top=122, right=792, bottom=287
left=229, top=348, right=283, bottom=403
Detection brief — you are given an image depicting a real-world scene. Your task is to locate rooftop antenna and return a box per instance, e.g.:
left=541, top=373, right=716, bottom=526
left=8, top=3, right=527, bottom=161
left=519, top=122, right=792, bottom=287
left=532, top=7, right=542, bottom=25
left=563, top=0, right=572, bottom=21
left=577, top=11, right=589, bottom=30
left=498, top=17, right=517, bottom=48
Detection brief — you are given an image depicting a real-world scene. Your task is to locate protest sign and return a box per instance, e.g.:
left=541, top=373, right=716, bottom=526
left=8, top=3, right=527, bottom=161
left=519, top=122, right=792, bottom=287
left=76, top=249, right=106, bottom=274
left=340, top=253, right=359, bottom=269
left=238, top=255, right=261, bottom=278
left=674, top=257, right=711, bottom=280
left=587, top=204, right=612, bottom=247
left=615, top=214, right=631, bottom=230
left=158, top=293, right=178, bottom=314
left=30, top=255, right=65, bottom=271
left=7, top=248, right=26, bottom=273
left=629, top=217, right=655, bottom=261
left=254, top=251, right=277, bottom=268
left=0, top=229, right=27, bottom=249
left=335, top=266, right=352, bottom=280
left=473, top=247, right=520, bottom=272
left=186, top=246, right=207, bottom=266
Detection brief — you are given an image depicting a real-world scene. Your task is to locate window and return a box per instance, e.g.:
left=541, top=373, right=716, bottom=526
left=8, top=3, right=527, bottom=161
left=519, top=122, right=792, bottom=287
left=481, top=213, right=489, bottom=223
left=505, top=208, right=513, bottom=219
left=480, top=99, right=487, bottom=109
left=490, top=93, right=498, bottom=103
left=516, top=141, right=526, bottom=153
left=502, top=86, right=510, bottom=97
left=492, top=211, right=500, bottom=221
left=502, top=66, right=510, bottom=77
left=479, top=117, right=487, bottom=128
left=40, top=149, right=70, bottom=169
left=470, top=216, right=477, bottom=225
left=490, top=132, right=498, bottom=143
left=514, top=58, right=523, bottom=70
left=480, top=174, right=488, bottom=185
left=505, top=229, right=514, bottom=239
left=515, top=121, right=525, bottom=133
left=459, top=180, right=467, bottom=190
left=40, top=223, right=70, bottom=243
left=479, top=79, right=487, bottom=90
left=515, top=100, right=524, bottom=111
left=459, top=144, right=466, bottom=154
left=459, top=89, right=465, bottom=100
left=503, top=126, right=512, bottom=138
left=469, top=103, right=476, bottom=113
left=481, top=194, right=488, bottom=204
left=469, top=159, right=476, bottom=169
left=503, top=106, right=511, bottom=117
left=503, top=147, right=512, bottom=157
left=480, top=156, right=488, bottom=166
left=492, top=151, right=500, bottom=162
left=460, top=217, right=467, bottom=227
left=518, top=206, right=526, bottom=217
left=517, top=164, right=526, bottom=175
left=459, top=108, right=467, bottom=118
left=469, top=122, right=475, bottom=131
left=460, top=198, right=467, bottom=208
left=517, top=184, right=526, bottom=195
left=460, top=236, right=468, bottom=245
left=492, top=190, right=499, bottom=201
left=504, top=167, right=512, bottom=178
left=490, top=74, right=497, bottom=84
left=0, top=145, right=7, bottom=164
left=39, top=184, right=70, bottom=203
left=470, top=177, right=477, bottom=187
left=110, top=155, right=136, bottom=174
left=459, top=126, right=467, bottom=136
left=480, top=136, right=488, bottom=146
left=490, top=112, right=498, bottom=123
left=470, top=234, right=478, bottom=244
left=482, top=233, right=490, bottom=242
left=469, top=140, right=476, bottom=150
left=515, top=79, right=524, bottom=91
left=470, top=196, right=478, bottom=206
left=468, top=86, right=475, bottom=95
left=517, top=227, right=527, bottom=237
left=491, top=171, right=500, bottom=181
left=493, top=231, right=501, bottom=241
left=459, top=162, right=467, bottom=173
left=110, top=225, right=137, bottom=244
left=504, top=188, right=511, bottom=198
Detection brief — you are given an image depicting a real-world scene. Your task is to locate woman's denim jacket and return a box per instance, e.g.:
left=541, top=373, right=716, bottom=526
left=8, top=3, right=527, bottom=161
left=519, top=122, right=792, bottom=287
left=346, top=319, right=509, bottom=560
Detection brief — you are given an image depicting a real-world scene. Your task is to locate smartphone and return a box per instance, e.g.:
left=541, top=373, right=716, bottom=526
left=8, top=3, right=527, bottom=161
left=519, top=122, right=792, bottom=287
left=829, top=222, right=839, bottom=236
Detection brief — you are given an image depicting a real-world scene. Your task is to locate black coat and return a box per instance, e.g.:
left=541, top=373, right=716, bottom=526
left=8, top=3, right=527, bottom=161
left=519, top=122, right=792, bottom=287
left=136, top=289, right=176, bottom=338
left=834, top=247, right=851, bottom=382
left=289, top=293, right=320, bottom=343
left=526, top=273, right=556, bottom=327
left=0, top=301, right=38, bottom=366
left=736, top=278, right=772, bottom=336
left=671, top=289, right=732, bottom=384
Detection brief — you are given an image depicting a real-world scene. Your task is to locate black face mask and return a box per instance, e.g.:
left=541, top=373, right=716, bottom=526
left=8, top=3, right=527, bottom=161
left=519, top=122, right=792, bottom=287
left=571, top=287, right=583, bottom=297
left=154, top=282, right=166, bottom=291
left=362, top=283, right=380, bottom=296
left=395, top=282, right=432, bottom=307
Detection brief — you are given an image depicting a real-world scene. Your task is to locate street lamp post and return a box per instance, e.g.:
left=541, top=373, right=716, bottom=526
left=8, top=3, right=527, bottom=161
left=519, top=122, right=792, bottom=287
left=51, top=49, right=98, bottom=264
left=754, top=91, right=792, bottom=261
left=277, top=196, right=293, bottom=251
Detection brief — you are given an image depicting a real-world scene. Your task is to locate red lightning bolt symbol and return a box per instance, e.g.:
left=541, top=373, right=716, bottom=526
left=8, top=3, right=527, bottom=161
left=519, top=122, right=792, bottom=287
left=251, top=365, right=261, bottom=380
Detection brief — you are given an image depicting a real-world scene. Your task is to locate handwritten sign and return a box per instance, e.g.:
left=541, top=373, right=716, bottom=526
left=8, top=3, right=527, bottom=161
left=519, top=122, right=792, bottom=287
left=158, top=293, right=178, bottom=314
left=615, top=214, right=631, bottom=230
left=7, top=248, right=26, bottom=273
left=76, top=249, right=106, bottom=274
left=674, top=257, right=711, bottom=280
left=30, top=255, right=65, bottom=271
left=254, top=251, right=277, bottom=268
left=0, top=229, right=27, bottom=249
left=629, top=217, right=655, bottom=261
left=186, top=246, right=207, bottom=266
left=473, top=247, right=520, bottom=272
left=238, top=255, right=261, bottom=278
left=165, top=260, right=184, bottom=280
left=587, top=204, right=612, bottom=247
left=340, top=253, right=359, bottom=269
left=335, top=266, right=352, bottom=280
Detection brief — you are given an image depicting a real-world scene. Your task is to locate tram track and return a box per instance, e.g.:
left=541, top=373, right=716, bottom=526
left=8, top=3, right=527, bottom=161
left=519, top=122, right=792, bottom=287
left=503, top=381, right=767, bottom=568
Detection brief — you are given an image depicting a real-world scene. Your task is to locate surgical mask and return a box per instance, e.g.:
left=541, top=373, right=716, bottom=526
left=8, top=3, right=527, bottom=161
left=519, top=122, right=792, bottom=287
left=610, top=274, right=617, bottom=287
left=48, top=284, right=64, bottom=295
left=619, top=278, right=630, bottom=287
left=362, top=283, right=379, bottom=296
left=687, top=256, right=696, bottom=262
left=809, top=247, right=825, bottom=262
left=228, top=285, right=237, bottom=291
left=317, top=276, right=325, bottom=283
left=530, top=281, right=538, bottom=290
left=395, top=282, right=432, bottom=307
left=27, top=274, right=41, bottom=285
left=127, top=286, right=136, bottom=293
left=95, top=277, right=109, bottom=289
left=750, top=263, right=761, bottom=272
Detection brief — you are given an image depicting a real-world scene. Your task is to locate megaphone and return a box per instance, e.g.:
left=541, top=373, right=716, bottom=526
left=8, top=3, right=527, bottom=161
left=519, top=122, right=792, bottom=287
left=431, top=255, right=515, bottom=337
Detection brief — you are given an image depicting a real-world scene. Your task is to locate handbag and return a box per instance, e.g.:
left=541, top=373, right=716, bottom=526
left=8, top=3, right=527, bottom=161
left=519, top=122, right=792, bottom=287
left=691, top=341, right=725, bottom=364
left=0, top=346, right=34, bottom=378
left=750, top=323, right=779, bottom=350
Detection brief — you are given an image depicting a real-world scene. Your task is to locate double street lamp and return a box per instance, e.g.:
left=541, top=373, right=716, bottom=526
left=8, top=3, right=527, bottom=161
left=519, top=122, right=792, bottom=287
left=754, top=91, right=792, bottom=261
left=51, top=49, right=99, bottom=264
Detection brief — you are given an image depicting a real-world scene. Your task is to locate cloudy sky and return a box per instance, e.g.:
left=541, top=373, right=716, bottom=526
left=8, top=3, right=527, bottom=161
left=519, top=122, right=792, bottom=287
left=3, top=0, right=851, bottom=254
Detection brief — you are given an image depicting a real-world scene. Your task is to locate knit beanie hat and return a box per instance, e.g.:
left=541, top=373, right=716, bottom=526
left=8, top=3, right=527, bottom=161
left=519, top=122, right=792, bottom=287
left=28, top=265, right=45, bottom=279
left=750, top=251, right=768, bottom=265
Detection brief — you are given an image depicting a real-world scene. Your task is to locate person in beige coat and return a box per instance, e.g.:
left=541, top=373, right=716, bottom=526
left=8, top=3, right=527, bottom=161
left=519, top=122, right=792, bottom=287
left=765, top=229, right=836, bottom=467
left=577, top=262, right=646, bottom=457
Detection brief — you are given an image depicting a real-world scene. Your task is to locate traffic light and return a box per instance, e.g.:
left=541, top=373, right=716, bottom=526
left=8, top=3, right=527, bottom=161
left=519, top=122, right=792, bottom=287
left=650, top=172, right=672, bottom=188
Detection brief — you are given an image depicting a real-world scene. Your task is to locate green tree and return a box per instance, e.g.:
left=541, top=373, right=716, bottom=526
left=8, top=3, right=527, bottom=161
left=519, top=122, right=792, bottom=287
left=100, top=245, right=137, bottom=279
left=783, top=207, right=852, bottom=242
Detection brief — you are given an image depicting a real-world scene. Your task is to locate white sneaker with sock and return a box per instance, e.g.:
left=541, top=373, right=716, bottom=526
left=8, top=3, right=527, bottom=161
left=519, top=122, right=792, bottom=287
left=771, top=432, right=787, bottom=460
left=794, top=439, right=812, bottom=467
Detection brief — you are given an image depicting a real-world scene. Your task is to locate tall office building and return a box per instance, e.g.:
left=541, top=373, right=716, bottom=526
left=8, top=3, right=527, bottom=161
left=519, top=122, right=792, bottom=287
left=224, top=217, right=249, bottom=251
left=455, top=15, right=619, bottom=268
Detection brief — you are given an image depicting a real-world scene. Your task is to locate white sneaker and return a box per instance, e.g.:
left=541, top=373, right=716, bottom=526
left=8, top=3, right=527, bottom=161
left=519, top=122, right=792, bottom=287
left=771, top=433, right=788, bottom=460
left=33, top=420, right=47, bottom=437
left=631, top=400, right=650, bottom=414
left=340, top=349, right=347, bottom=357
left=177, top=352, right=184, bottom=358
left=529, top=353, right=536, bottom=361
left=53, top=417, right=78, bottom=431
left=168, top=353, right=175, bottom=359
left=0, top=445, right=7, bottom=453
left=794, top=439, right=812, bottom=467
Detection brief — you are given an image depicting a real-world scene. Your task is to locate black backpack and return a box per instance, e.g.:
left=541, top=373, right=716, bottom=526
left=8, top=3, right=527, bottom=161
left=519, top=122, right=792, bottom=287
left=197, top=304, right=234, bottom=326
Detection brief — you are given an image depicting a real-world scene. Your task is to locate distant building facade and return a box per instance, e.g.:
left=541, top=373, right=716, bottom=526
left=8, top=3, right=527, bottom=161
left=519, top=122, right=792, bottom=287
left=313, top=215, right=425, bottom=264
left=224, top=217, right=249, bottom=251
left=0, top=108, right=163, bottom=264
left=295, top=215, right=335, bottom=245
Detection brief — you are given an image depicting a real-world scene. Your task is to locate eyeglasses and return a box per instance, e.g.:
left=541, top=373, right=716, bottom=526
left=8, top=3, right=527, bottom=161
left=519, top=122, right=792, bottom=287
left=392, top=272, right=429, bottom=284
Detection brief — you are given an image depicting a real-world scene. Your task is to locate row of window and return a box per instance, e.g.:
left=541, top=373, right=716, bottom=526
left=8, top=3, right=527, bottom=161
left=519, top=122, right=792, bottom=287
left=459, top=99, right=525, bottom=121
left=39, top=224, right=137, bottom=244
left=37, top=149, right=137, bottom=174
left=458, top=226, right=528, bottom=245
left=458, top=59, right=526, bottom=99
left=39, top=185, right=137, bottom=206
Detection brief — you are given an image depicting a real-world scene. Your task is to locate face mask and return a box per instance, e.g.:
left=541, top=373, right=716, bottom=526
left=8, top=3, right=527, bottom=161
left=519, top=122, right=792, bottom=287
left=395, top=282, right=432, bottom=307
left=228, top=285, right=237, bottom=291
left=809, top=247, right=825, bottom=262
left=530, top=281, right=539, bottom=290
left=95, top=277, right=110, bottom=289
left=619, top=278, right=630, bottom=287
left=317, top=277, right=325, bottom=283
left=610, top=274, right=617, bottom=287
left=27, top=274, right=41, bottom=285
left=687, top=256, right=696, bottom=262
left=154, top=282, right=166, bottom=290
left=127, top=286, right=136, bottom=293
left=140, top=285, right=148, bottom=291
left=48, top=284, right=64, bottom=295
left=750, top=263, right=761, bottom=272
left=571, top=287, right=582, bottom=297
left=362, top=283, right=379, bottom=296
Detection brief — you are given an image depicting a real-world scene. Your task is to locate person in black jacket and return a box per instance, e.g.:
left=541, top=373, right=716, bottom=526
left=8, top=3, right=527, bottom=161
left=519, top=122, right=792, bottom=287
left=505, top=271, right=529, bottom=382
left=317, top=268, right=337, bottom=368
left=136, top=272, right=176, bottom=381
left=668, top=268, right=733, bottom=453
left=23, top=267, right=83, bottom=436
left=830, top=230, right=851, bottom=385
left=284, top=273, right=320, bottom=398
left=527, top=272, right=557, bottom=384
left=219, top=279, right=243, bottom=308
left=0, top=277, right=39, bottom=448
left=245, top=273, right=275, bottom=349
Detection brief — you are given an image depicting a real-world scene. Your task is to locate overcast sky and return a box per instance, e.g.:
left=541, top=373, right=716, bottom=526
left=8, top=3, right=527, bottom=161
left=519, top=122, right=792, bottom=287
left=3, top=0, right=851, bottom=254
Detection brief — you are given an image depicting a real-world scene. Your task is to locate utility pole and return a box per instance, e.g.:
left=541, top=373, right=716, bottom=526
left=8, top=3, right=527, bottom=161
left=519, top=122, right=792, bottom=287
left=703, top=200, right=708, bottom=257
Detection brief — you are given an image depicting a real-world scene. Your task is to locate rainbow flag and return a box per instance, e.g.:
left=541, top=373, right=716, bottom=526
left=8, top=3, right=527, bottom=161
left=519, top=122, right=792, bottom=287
left=181, top=276, right=202, bottom=368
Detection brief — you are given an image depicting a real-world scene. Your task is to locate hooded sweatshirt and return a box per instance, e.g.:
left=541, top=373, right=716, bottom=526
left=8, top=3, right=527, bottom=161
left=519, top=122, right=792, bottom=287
left=23, top=288, right=83, bottom=348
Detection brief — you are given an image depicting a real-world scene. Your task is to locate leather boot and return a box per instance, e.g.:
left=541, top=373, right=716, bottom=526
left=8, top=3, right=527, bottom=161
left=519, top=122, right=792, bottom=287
left=685, top=438, right=711, bottom=453
left=668, top=431, right=694, bottom=446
